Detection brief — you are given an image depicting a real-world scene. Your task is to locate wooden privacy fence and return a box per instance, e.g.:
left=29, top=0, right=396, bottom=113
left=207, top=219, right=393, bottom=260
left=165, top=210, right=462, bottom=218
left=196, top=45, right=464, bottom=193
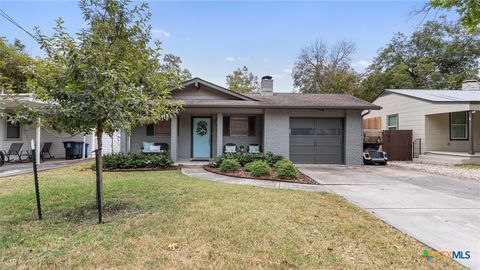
left=363, top=117, right=381, bottom=130
left=382, top=130, right=413, bottom=161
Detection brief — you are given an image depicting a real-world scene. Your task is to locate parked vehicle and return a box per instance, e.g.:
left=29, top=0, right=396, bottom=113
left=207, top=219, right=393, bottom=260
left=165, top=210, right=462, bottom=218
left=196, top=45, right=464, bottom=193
left=363, top=131, right=388, bottom=165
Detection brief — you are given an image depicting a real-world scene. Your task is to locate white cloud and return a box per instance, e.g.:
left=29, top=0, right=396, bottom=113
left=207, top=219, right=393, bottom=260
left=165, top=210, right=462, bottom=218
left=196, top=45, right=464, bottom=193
left=225, top=56, right=250, bottom=62
left=151, top=28, right=171, bottom=38
left=352, top=59, right=372, bottom=72
left=356, top=60, right=371, bottom=68
left=282, top=68, right=292, bottom=74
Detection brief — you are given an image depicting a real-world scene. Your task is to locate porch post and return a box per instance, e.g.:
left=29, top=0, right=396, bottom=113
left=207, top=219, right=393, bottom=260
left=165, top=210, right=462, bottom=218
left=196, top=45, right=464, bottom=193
left=468, top=111, right=474, bottom=155
left=91, top=131, right=96, bottom=158
left=35, top=124, right=41, bottom=165
left=170, top=115, right=178, bottom=162
left=216, top=112, right=223, bottom=157
left=82, top=134, right=86, bottom=159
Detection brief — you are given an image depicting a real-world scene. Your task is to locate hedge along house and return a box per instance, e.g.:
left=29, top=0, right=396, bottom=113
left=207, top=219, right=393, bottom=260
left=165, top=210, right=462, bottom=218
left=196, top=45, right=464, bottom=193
left=0, top=93, right=122, bottom=164
left=365, top=80, right=480, bottom=164
left=128, top=76, right=380, bottom=165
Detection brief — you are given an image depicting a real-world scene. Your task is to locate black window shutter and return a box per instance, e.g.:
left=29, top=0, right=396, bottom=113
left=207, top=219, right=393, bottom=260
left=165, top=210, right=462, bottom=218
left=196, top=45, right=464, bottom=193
left=223, top=116, right=230, bottom=136
left=248, top=116, right=256, bottom=136
left=146, top=124, right=154, bottom=136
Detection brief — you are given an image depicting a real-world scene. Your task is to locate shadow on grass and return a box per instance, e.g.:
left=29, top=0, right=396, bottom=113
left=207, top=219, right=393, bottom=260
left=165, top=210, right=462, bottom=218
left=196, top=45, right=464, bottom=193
left=49, top=201, right=142, bottom=224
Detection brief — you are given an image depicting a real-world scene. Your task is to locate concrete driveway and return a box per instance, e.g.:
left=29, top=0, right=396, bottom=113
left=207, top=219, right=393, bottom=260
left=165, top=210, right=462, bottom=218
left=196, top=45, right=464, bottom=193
left=298, top=165, right=480, bottom=270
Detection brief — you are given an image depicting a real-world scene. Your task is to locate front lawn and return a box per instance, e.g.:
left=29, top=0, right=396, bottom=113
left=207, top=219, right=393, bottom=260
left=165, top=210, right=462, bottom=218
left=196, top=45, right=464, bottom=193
left=0, top=164, right=461, bottom=269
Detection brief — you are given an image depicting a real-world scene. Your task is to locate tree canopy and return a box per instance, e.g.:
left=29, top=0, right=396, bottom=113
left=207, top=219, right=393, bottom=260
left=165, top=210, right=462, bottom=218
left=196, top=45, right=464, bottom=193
left=292, top=40, right=359, bottom=94
left=13, top=0, right=186, bottom=222
left=429, top=0, right=480, bottom=32
left=225, top=66, right=259, bottom=93
left=0, top=38, right=33, bottom=93
left=357, top=19, right=480, bottom=101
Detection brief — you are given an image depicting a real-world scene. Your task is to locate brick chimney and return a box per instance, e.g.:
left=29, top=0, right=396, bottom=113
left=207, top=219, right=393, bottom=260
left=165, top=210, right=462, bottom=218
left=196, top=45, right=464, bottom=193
left=462, top=80, right=479, bottom=91
left=260, top=75, right=273, bottom=96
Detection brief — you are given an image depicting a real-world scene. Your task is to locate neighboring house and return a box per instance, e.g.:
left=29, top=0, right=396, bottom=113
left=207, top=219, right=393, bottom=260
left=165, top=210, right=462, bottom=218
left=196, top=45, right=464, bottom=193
left=0, top=93, right=122, bottom=164
left=366, top=80, right=480, bottom=164
left=128, top=76, right=380, bottom=165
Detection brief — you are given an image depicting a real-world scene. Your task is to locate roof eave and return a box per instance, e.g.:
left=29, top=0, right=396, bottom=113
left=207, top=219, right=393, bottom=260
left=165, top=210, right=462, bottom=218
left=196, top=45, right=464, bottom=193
left=184, top=104, right=382, bottom=110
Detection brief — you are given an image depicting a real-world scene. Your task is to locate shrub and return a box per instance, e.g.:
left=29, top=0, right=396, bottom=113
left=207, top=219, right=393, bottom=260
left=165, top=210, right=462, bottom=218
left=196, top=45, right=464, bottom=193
left=263, top=152, right=284, bottom=166
left=245, top=160, right=270, bottom=177
left=275, top=160, right=298, bottom=179
left=210, top=151, right=284, bottom=167
left=103, top=153, right=173, bottom=169
left=219, top=159, right=241, bottom=173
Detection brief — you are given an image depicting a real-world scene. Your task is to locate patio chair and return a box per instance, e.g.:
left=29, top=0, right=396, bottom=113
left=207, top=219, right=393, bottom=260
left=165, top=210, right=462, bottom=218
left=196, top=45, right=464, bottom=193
left=0, top=143, right=28, bottom=163
left=247, top=144, right=262, bottom=154
left=223, top=143, right=237, bottom=153
left=142, top=142, right=169, bottom=154
left=40, top=142, right=55, bottom=160
left=0, top=151, right=4, bottom=167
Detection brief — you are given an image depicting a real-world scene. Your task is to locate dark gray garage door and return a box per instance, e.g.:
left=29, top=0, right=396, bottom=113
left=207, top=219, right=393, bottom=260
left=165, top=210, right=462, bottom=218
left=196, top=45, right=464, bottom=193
left=289, top=118, right=344, bottom=164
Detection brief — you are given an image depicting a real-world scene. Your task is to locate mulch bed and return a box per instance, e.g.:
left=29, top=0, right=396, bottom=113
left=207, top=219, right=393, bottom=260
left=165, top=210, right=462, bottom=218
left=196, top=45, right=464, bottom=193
left=102, top=165, right=182, bottom=172
left=203, top=165, right=319, bottom=185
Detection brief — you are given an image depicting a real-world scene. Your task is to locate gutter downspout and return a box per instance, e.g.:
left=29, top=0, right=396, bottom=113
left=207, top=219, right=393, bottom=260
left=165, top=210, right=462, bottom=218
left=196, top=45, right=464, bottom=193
left=361, top=110, right=371, bottom=118
left=468, top=111, right=475, bottom=155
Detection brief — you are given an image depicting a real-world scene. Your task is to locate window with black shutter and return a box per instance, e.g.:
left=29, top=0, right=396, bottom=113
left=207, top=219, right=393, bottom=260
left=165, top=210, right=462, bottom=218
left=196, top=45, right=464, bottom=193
left=223, top=116, right=230, bottom=136
left=146, top=124, right=154, bottom=136
left=248, top=116, right=256, bottom=136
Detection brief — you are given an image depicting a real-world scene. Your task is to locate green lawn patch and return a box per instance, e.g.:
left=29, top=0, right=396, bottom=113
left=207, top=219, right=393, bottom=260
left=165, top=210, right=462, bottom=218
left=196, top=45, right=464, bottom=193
left=455, top=163, right=480, bottom=169
left=0, top=163, right=462, bottom=269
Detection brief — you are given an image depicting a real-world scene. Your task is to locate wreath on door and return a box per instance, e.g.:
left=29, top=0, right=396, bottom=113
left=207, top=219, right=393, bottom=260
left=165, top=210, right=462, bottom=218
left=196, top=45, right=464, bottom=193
left=196, top=120, right=208, bottom=136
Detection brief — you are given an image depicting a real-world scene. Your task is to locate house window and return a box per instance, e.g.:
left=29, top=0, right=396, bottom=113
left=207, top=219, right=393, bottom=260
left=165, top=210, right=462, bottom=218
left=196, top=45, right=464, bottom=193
left=386, top=114, right=398, bottom=130
left=450, top=112, right=468, bottom=140
left=230, top=117, right=249, bottom=136
left=6, top=121, right=20, bottom=139
left=146, top=120, right=171, bottom=136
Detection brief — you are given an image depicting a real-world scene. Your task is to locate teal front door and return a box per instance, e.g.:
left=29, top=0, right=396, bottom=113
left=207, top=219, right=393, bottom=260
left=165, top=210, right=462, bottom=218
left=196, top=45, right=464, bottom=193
left=192, top=117, right=212, bottom=158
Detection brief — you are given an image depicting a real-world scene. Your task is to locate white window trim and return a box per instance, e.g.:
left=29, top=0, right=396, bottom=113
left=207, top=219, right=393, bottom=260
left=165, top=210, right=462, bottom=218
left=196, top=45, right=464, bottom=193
left=386, top=114, right=398, bottom=130
left=450, top=112, right=468, bottom=140
left=5, top=120, right=22, bottom=141
left=230, top=117, right=249, bottom=137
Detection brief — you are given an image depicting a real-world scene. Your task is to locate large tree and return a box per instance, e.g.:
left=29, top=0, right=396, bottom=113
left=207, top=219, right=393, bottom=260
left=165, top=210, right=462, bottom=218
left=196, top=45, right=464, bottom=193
left=160, top=54, right=192, bottom=83
left=17, top=0, right=184, bottom=222
left=225, top=66, right=259, bottom=93
left=292, top=40, right=360, bottom=94
left=358, top=19, right=480, bottom=101
left=429, top=0, right=480, bottom=32
left=0, top=38, right=33, bottom=93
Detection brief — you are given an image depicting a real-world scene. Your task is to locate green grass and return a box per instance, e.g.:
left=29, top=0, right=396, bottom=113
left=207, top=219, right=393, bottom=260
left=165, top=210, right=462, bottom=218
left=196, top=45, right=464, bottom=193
left=0, top=163, right=462, bottom=269
left=455, top=163, right=480, bottom=169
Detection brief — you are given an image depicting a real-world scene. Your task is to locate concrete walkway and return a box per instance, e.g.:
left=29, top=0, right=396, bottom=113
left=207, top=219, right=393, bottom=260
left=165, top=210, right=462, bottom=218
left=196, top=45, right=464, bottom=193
left=181, top=167, right=328, bottom=192
left=0, top=159, right=93, bottom=178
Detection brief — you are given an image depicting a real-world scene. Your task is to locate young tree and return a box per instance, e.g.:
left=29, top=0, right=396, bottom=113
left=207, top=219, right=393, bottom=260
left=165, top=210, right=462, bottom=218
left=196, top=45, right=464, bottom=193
left=0, top=38, right=33, bottom=93
left=357, top=19, right=480, bottom=101
left=226, top=66, right=259, bottom=93
left=21, top=0, right=183, bottom=222
left=429, top=0, right=479, bottom=32
left=292, top=40, right=360, bottom=94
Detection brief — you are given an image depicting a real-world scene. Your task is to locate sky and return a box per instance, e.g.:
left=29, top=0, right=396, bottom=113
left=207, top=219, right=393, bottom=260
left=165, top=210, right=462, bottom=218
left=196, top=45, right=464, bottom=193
left=0, top=1, right=458, bottom=92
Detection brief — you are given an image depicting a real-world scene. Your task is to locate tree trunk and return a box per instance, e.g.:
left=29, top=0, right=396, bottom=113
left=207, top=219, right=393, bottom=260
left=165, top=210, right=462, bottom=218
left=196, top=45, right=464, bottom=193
left=95, top=122, right=104, bottom=223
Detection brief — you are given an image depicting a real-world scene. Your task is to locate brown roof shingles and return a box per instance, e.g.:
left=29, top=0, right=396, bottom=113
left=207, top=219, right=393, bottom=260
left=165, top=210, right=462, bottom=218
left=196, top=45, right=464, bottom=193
left=179, top=93, right=380, bottom=110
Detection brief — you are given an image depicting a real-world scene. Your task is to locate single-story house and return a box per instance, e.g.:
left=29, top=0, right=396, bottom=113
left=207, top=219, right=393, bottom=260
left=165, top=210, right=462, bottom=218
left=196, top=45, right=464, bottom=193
left=0, top=94, right=123, bottom=164
left=128, top=76, right=380, bottom=165
left=365, top=80, right=480, bottom=164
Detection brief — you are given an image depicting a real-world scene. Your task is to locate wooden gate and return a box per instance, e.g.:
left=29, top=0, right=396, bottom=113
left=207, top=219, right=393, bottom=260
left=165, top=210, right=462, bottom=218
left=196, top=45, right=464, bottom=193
left=382, top=130, right=413, bottom=161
